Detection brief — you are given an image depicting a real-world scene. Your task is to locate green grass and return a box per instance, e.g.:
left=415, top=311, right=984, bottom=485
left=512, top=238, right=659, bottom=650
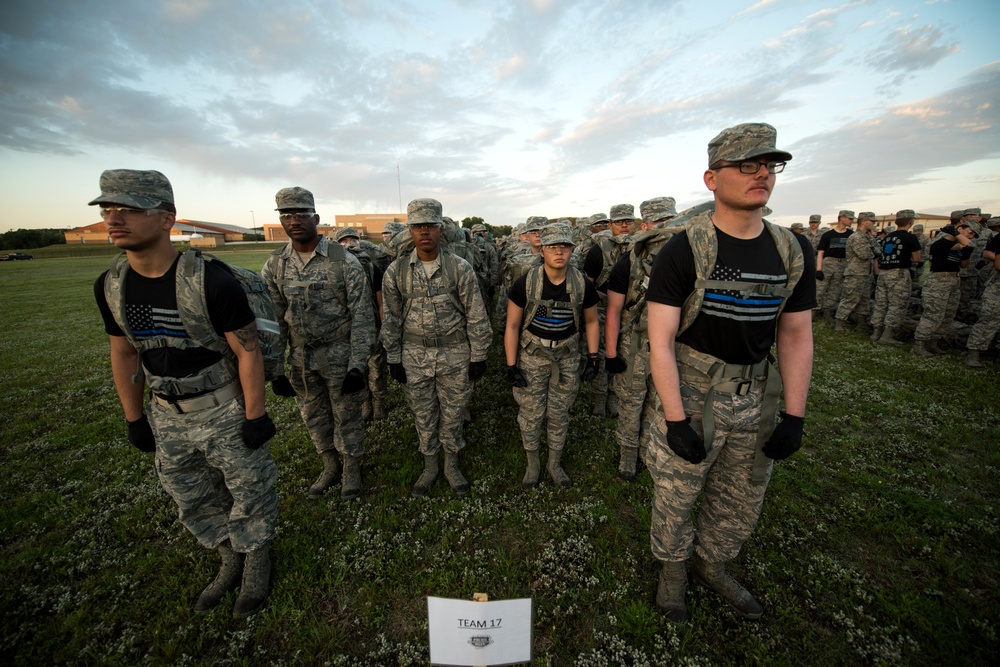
left=1, top=254, right=998, bottom=665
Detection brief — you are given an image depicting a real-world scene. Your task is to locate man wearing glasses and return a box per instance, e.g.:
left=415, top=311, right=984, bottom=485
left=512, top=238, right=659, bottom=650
left=262, top=187, right=376, bottom=500
left=583, top=204, right=635, bottom=418
left=645, top=123, right=816, bottom=622
left=92, top=169, right=279, bottom=618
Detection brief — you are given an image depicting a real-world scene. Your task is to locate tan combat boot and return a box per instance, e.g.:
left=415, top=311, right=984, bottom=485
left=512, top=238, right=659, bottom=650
left=691, top=554, right=763, bottom=620
left=411, top=453, right=440, bottom=497
left=443, top=451, right=470, bottom=495
left=870, top=327, right=883, bottom=342
left=194, top=540, right=244, bottom=613
left=965, top=350, right=984, bottom=368
left=591, top=392, right=606, bottom=418
left=522, top=449, right=541, bottom=489
left=546, top=448, right=572, bottom=488
left=308, top=450, right=342, bottom=498
left=910, top=340, right=933, bottom=357
left=878, top=329, right=904, bottom=346
left=618, top=445, right=638, bottom=482
left=605, top=392, right=619, bottom=419
left=341, top=454, right=362, bottom=500
left=233, top=543, right=271, bottom=619
left=654, top=561, right=688, bottom=622
left=834, top=318, right=846, bottom=332
left=927, top=339, right=948, bottom=355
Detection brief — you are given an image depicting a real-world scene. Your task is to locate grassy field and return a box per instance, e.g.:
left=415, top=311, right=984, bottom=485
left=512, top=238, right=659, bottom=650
left=1, top=252, right=997, bottom=666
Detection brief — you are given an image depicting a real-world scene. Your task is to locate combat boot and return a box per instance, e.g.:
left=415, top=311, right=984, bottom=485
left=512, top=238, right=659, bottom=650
left=194, top=540, right=244, bottom=614
left=522, top=449, right=541, bottom=489
left=606, top=392, right=619, bottom=419
left=823, top=308, right=835, bottom=323
left=857, top=319, right=874, bottom=334
left=591, top=393, right=606, bottom=418
left=371, top=397, right=387, bottom=421
left=870, top=327, right=883, bottom=342
left=308, top=450, right=342, bottom=498
left=654, top=561, right=688, bottom=622
left=834, top=318, right=845, bottom=332
left=546, top=447, right=572, bottom=488
left=877, top=329, right=904, bottom=346
left=411, top=453, right=440, bottom=497
left=618, top=446, right=638, bottom=482
left=443, top=451, right=470, bottom=495
left=965, top=350, right=984, bottom=368
left=340, top=454, right=362, bottom=500
left=910, top=340, right=933, bottom=357
left=691, top=554, right=763, bottom=620
left=361, top=394, right=373, bottom=422
left=927, top=339, right=948, bottom=355
left=233, top=543, right=271, bottom=619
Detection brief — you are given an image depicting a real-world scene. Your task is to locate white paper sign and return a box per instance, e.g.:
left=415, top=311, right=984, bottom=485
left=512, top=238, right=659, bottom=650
left=427, top=597, right=533, bottom=666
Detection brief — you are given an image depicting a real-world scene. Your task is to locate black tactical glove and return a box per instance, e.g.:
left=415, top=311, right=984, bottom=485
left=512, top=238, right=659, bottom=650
left=469, top=360, right=487, bottom=381
left=340, top=368, right=365, bottom=395
left=242, top=413, right=276, bottom=450
left=815, top=269, right=825, bottom=281
left=126, top=415, right=156, bottom=453
left=916, top=261, right=925, bottom=269
left=762, top=412, right=805, bottom=460
left=507, top=365, right=528, bottom=388
left=581, top=354, right=600, bottom=382
left=605, top=355, right=628, bottom=374
left=665, top=417, right=706, bottom=464
left=941, top=224, right=959, bottom=237
left=389, top=363, right=407, bottom=385
left=271, top=375, right=296, bottom=398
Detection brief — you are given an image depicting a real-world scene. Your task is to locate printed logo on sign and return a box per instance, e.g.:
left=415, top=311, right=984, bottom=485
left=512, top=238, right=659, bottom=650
left=469, top=635, right=493, bottom=649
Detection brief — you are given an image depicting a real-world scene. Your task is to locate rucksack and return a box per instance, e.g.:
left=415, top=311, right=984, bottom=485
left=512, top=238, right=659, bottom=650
left=504, top=252, right=543, bottom=294
left=345, top=245, right=382, bottom=327
left=105, top=249, right=283, bottom=385
left=521, top=264, right=587, bottom=333
left=395, top=248, right=467, bottom=323
left=595, top=233, right=633, bottom=287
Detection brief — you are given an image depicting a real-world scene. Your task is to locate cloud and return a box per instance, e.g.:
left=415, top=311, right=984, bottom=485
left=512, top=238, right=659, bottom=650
left=862, top=23, right=960, bottom=85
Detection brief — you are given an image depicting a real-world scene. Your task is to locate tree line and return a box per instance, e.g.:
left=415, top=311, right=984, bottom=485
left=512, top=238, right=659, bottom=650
left=0, top=228, right=67, bottom=251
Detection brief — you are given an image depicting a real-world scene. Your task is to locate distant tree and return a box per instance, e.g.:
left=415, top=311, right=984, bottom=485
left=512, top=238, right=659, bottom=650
left=0, top=228, right=67, bottom=251
left=243, top=232, right=264, bottom=241
left=461, top=216, right=484, bottom=229
left=487, top=224, right=512, bottom=237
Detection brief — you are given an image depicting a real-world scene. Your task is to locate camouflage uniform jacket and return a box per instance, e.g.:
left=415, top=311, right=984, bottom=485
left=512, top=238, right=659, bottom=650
left=262, top=235, right=376, bottom=373
left=803, top=230, right=820, bottom=254
left=843, top=230, right=878, bottom=276
left=381, top=248, right=491, bottom=365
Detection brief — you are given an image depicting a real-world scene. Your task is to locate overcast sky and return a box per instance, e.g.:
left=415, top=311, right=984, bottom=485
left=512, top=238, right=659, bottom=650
left=1, top=0, right=998, bottom=233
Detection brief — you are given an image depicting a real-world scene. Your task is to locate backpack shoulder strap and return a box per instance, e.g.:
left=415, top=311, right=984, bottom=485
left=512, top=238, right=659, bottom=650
left=521, top=265, right=545, bottom=331
left=177, top=249, right=227, bottom=355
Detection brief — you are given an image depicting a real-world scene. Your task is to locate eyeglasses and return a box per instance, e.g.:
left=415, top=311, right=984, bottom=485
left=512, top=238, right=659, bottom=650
left=100, top=206, right=163, bottom=220
left=543, top=244, right=573, bottom=253
left=610, top=219, right=633, bottom=225
left=713, top=160, right=786, bottom=175
left=278, top=212, right=315, bottom=222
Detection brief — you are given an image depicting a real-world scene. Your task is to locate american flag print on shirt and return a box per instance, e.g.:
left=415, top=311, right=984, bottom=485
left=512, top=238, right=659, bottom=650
left=126, top=304, right=189, bottom=340
left=702, top=264, right=785, bottom=323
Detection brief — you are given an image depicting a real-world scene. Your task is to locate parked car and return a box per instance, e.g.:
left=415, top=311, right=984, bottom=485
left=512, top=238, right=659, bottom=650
left=2, top=252, right=34, bottom=260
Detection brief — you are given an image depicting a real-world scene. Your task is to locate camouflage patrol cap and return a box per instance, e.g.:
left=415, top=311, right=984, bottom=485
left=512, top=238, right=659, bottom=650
left=707, top=122, right=792, bottom=167
left=961, top=219, right=983, bottom=235
left=609, top=203, right=635, bottom=222
left=808, top=214, right=821, bottom=223
left=895, top=209, right=915, bottom=222
left=525, top=216, right=549, bottom=232
left=89, top=169, right=174, bottom=209
left=857, top=211, right=877, bottom=222
left=640, top=197, right=677, bottom=223
left=514, top=223, right=526, bottom=235
left=274, top=186, right=315, bottom=210
left=590, top=213, right=609, bottom=227
left=963, top=207, right=982, bottom=218
left=790, top=222, right=804, bottom=230
left=335, top=227, right=360, bottom=241
left=383, top=221, right=406, bottom=236
left=885, top=225, right=896, bottom=233
left=471, top=223, right=487, bottom=233
left=406, top=198, right=443, bottom=225
left=541, top=222, right=574, bottom=247
left=838, top=210, right=856, bottom=220
left=950, top=210, right=964, bottom=222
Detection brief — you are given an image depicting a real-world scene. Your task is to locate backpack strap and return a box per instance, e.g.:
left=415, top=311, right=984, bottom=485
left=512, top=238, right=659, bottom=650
left=520, top=265, right=585, bottom=334
left=104, top=253, right=143, bottom=384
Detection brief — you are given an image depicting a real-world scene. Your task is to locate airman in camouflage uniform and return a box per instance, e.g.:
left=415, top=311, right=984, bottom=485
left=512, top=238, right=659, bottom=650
left=496, top=219, right=543, bottom=327
left=834, top=211, right=878, bottom=332
left=815, top=210, right=855, bottom=321
left=871, top=210, right=922, bottom=345
left=966, top=217, right=1000, bottom=367
left=958, top=208, right=983, bottom=319
left=645, top=123, right=815, bottom=623
left=382, top=199, right=492, bottom=497
left=92, top=169, right=279, bottom=619
left=505, top=223, right=600, bottom=488
left=263, top=189, right=377, bottom=501
left=803, top=214, right=822, bottom=253
left=912, top=223, right=975, bottom=356
left=471, top=223, right=500, bottom=302
left=912, top=223, right=931, bottom=283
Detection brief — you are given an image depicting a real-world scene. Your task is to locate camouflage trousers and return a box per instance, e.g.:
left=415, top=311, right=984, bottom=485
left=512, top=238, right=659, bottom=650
left=648, top=372, right=774, bottom=563
left=150, top=394, right=278, bottom=553
left=835, top=273, right=872, bottom=322
left=967, top=276, right=1000, bottom=351
left=587, top=296, right=610, bottom=402
left=401, top=342, right=473, bottom=456
left=512, top=334, right=582, bottom=452
left=914, top=273, right=960, bottom=341
left=367, top=340, right=388, bottom=408
left=495, top=283, right=509, bottom=332
left=611, top=329, right=651, bottom=454
left=959, top=274, right=978, bottom=317
left=871, top=269, right=912, bottom=332
left=289, top=344, right=365, bottom=457
left=816, top=258, right=846, bottom=311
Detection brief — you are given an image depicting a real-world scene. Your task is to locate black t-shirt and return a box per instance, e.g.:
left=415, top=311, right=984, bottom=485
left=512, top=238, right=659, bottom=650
left=818, top=229, right=852, bottom=259
left=509, top=270, right=599, bottom=340
left=929, top=237, right=973, bottom=273
left=645, top=227, right=817, bottom=364
left=95, top=255, right=255, bottom=380
left=880, top=230, right=922, bottom=269
left=584, top=243, right=604, bottom=285
left=986, top=234, right=1000, bottom=256
left=607, top=253, right=631, bottom=296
